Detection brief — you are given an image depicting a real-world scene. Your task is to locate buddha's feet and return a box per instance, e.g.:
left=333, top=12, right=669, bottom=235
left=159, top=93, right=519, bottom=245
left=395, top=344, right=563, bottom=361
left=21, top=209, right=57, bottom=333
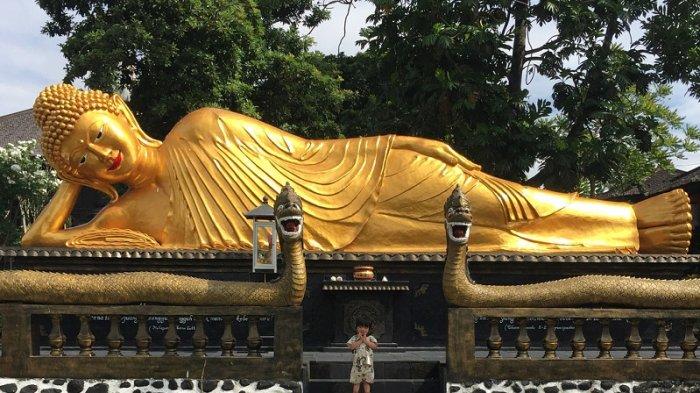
left=634, top=189, right=693, bottom=254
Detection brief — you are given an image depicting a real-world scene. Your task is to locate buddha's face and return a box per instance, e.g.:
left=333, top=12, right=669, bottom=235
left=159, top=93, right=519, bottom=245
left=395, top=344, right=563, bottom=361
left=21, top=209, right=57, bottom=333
left=60, top=111, right=141, bottom=184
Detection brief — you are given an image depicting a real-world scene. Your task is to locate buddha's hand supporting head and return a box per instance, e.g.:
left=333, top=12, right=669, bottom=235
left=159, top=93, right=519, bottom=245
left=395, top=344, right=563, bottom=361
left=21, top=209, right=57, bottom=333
left=274, top=183, right=303, bottom=241
left=33, top=84, right=161, bottom=200
left=444, top=186, right=473, bottom=245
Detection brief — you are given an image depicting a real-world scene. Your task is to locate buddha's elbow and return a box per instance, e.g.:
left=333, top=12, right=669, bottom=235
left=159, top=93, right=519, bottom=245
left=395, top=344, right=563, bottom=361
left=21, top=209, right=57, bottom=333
left=20, top=232, right=40, bottom=247
left=21, top=226, right=50, bottom=247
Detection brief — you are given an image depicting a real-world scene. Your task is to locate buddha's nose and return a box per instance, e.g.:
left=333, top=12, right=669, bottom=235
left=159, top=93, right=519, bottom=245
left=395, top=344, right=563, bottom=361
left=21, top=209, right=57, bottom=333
left=87, top=143, right=112, bottom=161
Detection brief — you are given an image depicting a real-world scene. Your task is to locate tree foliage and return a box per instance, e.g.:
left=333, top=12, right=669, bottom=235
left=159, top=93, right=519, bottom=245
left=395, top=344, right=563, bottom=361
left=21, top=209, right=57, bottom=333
left=334, top=0, right=555, bottom=181
left=521, top=0, right=700, bottom=191
left=38, top=0, right=347, bottom=138
left=561, top=85, right=699, bottom=195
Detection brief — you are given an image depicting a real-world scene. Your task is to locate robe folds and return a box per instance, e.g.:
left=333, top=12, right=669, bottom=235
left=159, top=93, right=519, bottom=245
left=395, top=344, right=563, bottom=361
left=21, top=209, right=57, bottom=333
left=160, top=108, right=638, bottom=253
left=162, top=108, right=394, bottom=251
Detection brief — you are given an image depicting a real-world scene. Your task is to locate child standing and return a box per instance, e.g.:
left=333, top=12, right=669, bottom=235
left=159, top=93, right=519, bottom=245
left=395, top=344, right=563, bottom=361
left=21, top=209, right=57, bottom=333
left=347, top=320, right=378, bottom=393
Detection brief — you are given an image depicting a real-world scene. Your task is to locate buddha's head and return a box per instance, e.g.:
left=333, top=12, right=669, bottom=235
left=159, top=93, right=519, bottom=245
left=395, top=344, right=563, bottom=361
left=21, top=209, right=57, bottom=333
left=33, top=84, right=161, bottom=200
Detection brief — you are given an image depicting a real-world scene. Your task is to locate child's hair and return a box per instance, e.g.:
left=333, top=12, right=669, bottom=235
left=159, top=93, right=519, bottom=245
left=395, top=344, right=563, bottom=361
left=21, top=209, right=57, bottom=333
left=355, top=319, right=372, bottom=329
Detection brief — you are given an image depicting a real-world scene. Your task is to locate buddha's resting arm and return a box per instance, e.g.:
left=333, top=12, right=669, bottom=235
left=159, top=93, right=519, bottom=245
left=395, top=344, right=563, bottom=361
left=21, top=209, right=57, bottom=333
left=22, top=182, right=82, bottom=246
left=21, top=182, right=123, bottom=247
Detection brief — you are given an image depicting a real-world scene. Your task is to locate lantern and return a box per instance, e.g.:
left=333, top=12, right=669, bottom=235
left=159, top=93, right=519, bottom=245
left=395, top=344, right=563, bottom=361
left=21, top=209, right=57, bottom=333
left=244, top=196, right=278, bottom=273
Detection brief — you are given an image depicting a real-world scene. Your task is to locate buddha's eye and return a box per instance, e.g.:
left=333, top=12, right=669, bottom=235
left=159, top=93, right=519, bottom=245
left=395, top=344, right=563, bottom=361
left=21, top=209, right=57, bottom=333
left=95, top=125, right=104, bottom=140
left=79, top=154, right=87, bottom=166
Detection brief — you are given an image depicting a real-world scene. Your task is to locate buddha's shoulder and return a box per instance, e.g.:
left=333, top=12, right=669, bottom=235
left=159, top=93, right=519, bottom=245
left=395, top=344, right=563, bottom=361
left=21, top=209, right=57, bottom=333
left=165, top=108, right=282, bottom=142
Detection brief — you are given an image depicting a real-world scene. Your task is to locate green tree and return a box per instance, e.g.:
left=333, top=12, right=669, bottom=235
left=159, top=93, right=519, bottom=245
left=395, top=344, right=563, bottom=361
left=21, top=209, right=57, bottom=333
left=337, top=0, right=700, bottom=191
left=38, top=0, right=347, bottom=139
left=336, top=0, right=554, bottom=181
left=0, top=141, right=59, bottom=246
left=555, top=85, right=699, bottom=195
left=643, top=0, right=700, bottom=97
left=521, top=0, right=700, bottom=191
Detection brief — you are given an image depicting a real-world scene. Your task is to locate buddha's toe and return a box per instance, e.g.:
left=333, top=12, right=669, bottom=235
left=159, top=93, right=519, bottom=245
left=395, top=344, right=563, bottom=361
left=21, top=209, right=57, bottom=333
left=634, top=189, right=692, bottom=230
left=638, top=222, right=692, bottom=254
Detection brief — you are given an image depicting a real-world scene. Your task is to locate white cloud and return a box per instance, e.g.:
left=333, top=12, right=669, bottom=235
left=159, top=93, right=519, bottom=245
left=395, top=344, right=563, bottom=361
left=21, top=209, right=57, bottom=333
left=0, top=0, right=66, bottom=115
left=303, top=1, right=376, bottom=55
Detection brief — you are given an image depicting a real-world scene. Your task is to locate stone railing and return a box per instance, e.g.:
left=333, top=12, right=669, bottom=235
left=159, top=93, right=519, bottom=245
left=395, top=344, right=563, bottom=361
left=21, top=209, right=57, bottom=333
left=447, top=307, right=700, bottom=382
left=0, top=304, right=301, bottom=380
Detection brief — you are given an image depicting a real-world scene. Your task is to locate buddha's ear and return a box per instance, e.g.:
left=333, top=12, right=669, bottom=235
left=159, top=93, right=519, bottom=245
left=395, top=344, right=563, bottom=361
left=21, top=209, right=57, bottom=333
left=111, top=94, right=162, bottom=147
left=111, top=94, right=141, bottom=131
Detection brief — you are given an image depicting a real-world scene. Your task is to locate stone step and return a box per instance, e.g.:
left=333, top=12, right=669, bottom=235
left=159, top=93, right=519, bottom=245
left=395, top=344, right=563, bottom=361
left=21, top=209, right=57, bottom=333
left=308, top=361, right=442, bottom=380
left=307, top=379, right=442, bottom=393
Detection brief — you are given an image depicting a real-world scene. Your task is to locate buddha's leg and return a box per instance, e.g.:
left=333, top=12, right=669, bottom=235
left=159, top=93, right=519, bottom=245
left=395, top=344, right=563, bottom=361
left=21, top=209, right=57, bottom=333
left=506, top=187, right=692, bottom=253
left=343, top=149, right=549, bottom=252
left=505, top=191, right=639, bottom=253
left=344, top=147, right=656, bottom=253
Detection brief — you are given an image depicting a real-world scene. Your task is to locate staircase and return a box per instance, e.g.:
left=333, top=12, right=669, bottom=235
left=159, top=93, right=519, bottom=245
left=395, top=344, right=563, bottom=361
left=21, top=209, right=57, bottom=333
left=305, top=359, right=444, bottom=393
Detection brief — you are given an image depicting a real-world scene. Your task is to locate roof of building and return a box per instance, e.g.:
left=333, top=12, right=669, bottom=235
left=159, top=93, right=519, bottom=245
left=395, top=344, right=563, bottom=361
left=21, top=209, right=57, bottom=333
left=0, top=109, right=40, bottom=147
left=599, top=167, right=698, bottom=199
left=670, top=166, right=700, bottom=189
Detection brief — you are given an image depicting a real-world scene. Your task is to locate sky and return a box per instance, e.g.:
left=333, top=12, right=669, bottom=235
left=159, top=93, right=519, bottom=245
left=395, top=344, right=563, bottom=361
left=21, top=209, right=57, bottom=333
left=1, top=0, right=698, bottom=169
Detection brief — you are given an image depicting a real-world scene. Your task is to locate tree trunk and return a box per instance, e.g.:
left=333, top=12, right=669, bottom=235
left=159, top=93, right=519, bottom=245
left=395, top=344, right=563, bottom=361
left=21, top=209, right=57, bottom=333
left=508, top=0, right=528, bottom=97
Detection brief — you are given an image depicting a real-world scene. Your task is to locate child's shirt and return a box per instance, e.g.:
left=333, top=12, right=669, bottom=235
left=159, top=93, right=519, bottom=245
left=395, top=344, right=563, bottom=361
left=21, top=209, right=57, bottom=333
left=347, top=334, right=377, bottom=371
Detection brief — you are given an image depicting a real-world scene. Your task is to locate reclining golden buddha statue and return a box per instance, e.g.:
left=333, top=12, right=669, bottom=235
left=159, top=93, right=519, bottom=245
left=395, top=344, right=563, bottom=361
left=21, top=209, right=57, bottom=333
left=22, top=84, right=693, bottom=254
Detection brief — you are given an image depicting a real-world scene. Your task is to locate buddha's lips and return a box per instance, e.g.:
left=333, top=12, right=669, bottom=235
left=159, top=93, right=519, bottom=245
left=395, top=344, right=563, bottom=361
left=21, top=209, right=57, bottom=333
left=108, top=152, right=123, bottom=171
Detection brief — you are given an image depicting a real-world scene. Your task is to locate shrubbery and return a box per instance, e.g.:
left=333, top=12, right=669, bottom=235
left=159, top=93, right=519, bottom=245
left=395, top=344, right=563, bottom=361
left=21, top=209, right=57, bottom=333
left=0, top=140, right=59, bottom=245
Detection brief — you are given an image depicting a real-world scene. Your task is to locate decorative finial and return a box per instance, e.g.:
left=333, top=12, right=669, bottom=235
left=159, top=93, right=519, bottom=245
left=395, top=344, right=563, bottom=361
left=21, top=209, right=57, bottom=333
left=262, top=196, right=269, bottom=205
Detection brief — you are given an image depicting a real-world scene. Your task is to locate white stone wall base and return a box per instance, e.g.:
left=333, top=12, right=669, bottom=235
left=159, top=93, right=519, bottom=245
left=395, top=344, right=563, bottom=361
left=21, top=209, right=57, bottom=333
left=0, top=378, right=301, bottom=393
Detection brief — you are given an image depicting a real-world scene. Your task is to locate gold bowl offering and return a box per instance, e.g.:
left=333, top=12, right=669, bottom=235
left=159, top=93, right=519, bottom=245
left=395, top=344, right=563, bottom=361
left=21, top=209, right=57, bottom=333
left=353, top=265, right=375, bottom=281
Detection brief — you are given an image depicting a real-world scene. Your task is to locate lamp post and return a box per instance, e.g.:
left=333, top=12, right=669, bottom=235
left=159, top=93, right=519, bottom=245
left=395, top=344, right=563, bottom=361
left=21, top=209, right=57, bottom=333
left=244, top=196, right=278, bottom=273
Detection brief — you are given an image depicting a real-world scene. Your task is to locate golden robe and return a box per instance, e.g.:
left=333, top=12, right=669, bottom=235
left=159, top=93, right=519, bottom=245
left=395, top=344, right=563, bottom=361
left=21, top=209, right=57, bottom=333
left=160, top=108, right=641, bottom=253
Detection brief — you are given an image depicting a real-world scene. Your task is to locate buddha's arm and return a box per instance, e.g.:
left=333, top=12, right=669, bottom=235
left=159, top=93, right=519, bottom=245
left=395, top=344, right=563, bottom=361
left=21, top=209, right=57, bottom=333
left=392, top=136, right=481, bottom=171
left=21, top=182, right=118, bottom=247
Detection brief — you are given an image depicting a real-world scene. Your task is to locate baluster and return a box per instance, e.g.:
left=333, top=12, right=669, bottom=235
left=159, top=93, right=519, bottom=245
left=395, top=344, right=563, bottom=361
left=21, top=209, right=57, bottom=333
left=48, top=314, right=65, bottom=356
left=570, top=318, right=586, bottom=359
left=681, top=319, right=697, bottom=359
left=625, top=319, right=642, bottom=359
left=77, top=315, right=95, bottom=357
left=192, top=316, right=208, bottom=357
left=515, top=318, right=530, bottom=359
left=247, top=315, right=262, bottom=357
left=164, top=316, right=180, bottom=357
left=653, top=319, right=669, bottom=359
left=543, top=318, right=558, bottom=359
left=106, top=315, right=124, bottom=356
left=135, top=315, right=151, bottom=356
left=487, top=317, right=502, bottom=358
left=597, top=318, right=613, bottom=359
left=221, top=316, right=236, bottom=357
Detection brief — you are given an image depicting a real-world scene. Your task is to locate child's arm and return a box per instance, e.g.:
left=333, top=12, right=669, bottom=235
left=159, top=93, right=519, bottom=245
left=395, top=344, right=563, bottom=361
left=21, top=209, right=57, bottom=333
left=364, top=335, right=378, bottom=350
left=347, top=336, right=363, bottom=350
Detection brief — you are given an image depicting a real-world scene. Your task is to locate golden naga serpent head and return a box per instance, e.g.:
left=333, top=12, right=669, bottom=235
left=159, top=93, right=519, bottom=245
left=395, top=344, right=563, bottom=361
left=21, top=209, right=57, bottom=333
left=444, top=186, right=473, bottom=245
left=275, top=183, right=304, bottom=242
left=33, top=84, right=161, bottom=200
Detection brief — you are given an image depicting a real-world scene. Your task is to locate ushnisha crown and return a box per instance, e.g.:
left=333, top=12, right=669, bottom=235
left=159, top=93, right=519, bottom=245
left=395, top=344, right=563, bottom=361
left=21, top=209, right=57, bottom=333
left=33, top=84, right=119, bottom=175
